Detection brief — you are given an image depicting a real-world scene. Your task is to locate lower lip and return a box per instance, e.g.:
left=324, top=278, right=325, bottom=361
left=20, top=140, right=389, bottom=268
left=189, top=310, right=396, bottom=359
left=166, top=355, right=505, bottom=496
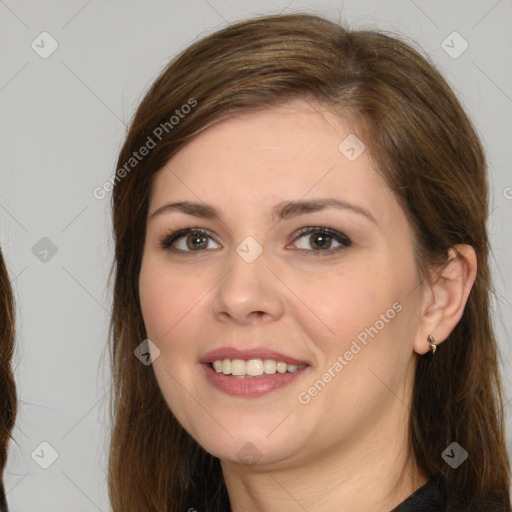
left=202, top=363, right=309, bottom=397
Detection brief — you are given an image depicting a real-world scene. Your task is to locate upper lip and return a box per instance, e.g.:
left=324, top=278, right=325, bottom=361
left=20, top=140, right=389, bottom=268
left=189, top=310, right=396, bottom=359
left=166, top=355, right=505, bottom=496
left=200, top=347, right=309, bottom=366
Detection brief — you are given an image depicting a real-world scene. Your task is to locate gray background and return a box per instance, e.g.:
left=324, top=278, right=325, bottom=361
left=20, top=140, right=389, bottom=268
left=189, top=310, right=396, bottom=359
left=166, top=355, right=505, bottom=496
left=1, top=0, right=511, bottom=510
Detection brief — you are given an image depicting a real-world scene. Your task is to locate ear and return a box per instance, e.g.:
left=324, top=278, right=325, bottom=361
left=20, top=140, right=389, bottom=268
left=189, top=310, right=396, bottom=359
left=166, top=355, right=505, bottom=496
left=413, top=244, right=477, bottom=355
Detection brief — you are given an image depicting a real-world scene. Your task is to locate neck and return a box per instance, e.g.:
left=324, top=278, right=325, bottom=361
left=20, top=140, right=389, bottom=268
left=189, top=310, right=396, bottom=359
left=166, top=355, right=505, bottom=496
left=221, top=396, right=428, bottom=512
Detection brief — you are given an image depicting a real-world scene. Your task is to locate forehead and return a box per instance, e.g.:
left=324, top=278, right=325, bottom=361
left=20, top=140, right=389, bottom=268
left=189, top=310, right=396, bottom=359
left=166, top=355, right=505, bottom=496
left=149, top=100, right=398, bottom=225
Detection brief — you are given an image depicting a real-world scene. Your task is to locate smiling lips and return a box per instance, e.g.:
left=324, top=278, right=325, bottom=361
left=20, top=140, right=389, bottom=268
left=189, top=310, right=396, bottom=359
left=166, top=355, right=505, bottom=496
left=200, top=348, right=309, bottom=397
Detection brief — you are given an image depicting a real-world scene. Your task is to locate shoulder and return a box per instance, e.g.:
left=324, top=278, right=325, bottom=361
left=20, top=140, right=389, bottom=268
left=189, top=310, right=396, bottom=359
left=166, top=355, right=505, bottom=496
left=392, top=476, right=445, bottom=511
left=391, top=476, right=511, bottom=512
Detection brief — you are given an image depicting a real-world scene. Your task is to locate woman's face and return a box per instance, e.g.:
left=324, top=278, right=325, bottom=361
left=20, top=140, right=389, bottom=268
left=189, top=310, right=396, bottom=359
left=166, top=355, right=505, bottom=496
left=139, top=99, right=427, bottom=468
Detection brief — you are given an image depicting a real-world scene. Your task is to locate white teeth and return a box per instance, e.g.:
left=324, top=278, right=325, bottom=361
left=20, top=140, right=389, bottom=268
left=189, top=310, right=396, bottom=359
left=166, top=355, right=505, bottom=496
left=222, top=358, right=231, bottom=375
left=263, top=359, right=277, bottom=374
left=246, top=359, right=264, bottom=376
left=211, top=358, right=305, bottom=376
left=276, top=362, right=287, bottom=374
left=231, top=359, right=246, bottom=376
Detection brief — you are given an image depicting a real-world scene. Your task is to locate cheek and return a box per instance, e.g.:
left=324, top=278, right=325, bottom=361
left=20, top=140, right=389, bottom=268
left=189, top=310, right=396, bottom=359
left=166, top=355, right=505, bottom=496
left=296, top=255, right=415, bottom=375
left=139, top=258, right=203, bottom=344
left=295, top=264, right=390, bottom=350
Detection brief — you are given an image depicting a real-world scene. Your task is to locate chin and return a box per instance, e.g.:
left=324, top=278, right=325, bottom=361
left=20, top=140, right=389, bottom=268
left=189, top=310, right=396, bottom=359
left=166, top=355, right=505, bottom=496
left=202, top=434, right=303, bottom=468
left=173, top=411, right=301, bottom=464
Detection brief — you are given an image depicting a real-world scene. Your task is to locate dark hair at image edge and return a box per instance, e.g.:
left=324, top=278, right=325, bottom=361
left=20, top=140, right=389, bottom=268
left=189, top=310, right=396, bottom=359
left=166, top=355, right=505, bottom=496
left=108, top=12, right=511, bottom=511
left=0, top=248, right=17, bottom=512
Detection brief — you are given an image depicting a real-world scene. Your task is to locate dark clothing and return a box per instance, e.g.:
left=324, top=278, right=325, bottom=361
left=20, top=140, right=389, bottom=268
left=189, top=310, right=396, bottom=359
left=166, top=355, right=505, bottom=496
left=391, top=476, right=511, bottom=511
left=391, top=477, right=445, bottom=511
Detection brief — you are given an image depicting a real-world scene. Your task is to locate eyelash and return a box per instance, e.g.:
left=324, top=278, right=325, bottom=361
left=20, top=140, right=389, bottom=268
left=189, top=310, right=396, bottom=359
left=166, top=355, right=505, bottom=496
left=159, top=226, right=352, bottom=257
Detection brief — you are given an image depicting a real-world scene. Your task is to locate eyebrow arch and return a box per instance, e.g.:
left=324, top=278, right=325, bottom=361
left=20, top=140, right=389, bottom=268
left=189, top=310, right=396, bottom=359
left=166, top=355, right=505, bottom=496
left=149, top=198, right=377, bottom=224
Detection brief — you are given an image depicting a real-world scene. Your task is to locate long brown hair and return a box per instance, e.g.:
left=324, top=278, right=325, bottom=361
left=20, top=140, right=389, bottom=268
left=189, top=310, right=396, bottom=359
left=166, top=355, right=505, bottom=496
left=109, top=13, right=510, bottom=511
left=0, top=247, right=17, bottom=511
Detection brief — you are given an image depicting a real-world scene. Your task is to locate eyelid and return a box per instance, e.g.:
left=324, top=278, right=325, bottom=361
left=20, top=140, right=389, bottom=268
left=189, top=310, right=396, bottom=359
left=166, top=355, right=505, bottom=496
left=159, top=227, right=217, bottom=250
left=291, top=226, right=351, bottom=246
left=159, top=225, right=351, bottom=255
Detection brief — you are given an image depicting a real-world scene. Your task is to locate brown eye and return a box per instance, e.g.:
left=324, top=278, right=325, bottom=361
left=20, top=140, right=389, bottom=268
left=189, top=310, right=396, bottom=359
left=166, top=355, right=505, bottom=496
left=185, top=232, right=209, bottom=250
left=292, top=227, right=351, bottom=255
left=160, top=228, right=220, bottom=253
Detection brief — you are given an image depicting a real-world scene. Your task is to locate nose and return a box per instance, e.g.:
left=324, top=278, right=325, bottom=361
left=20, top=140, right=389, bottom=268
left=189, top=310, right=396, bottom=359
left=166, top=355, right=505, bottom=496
left=212, top=243, right=285, bottom=325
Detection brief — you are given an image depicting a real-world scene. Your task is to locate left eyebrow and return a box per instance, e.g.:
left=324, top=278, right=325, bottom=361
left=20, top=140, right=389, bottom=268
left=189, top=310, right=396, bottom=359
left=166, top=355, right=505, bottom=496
left=149, top=198, right=377, bottom=225
left=271, top=198, right=377, bottom=224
